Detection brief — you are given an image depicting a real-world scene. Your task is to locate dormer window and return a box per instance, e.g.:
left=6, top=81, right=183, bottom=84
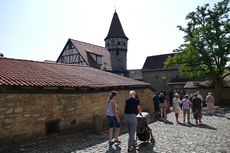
left=96, top=56, right=102, bottom=65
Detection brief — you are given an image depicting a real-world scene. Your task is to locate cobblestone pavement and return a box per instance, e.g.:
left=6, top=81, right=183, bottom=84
left=1, top=107, right=230, bottom=153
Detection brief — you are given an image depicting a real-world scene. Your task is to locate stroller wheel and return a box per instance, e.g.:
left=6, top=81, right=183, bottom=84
left=150, top=138, right=155, bottom=144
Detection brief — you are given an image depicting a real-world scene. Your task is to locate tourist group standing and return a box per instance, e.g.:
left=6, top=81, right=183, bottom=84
left=152, top=91, right=215, bottom=125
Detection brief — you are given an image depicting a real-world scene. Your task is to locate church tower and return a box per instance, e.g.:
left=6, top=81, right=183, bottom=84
left=105, top=11, right=128, bottom=76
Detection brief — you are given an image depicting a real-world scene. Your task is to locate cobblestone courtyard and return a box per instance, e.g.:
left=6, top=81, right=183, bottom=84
left=1, top=107, right=230, bottom=153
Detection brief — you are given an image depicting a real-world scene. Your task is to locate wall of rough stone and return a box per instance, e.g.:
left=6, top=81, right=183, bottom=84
left=142, top=69, right=186, bottom=95
left=128, top=69, right=143, bottom=81
left=0, top=88, right=154, bottom=144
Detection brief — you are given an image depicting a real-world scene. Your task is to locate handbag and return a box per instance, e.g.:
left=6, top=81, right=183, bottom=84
left=164, top=103, right=167, bottom=109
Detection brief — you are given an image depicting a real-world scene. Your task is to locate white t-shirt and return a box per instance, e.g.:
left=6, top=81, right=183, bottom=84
left=172, top=98, right=181, bottom=107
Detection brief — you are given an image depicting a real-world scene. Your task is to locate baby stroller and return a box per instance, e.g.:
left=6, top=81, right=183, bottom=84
left=136, top=113, right=155, bottom=143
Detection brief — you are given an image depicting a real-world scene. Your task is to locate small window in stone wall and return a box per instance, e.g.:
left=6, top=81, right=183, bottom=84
left=45, top=119, right=60, bottom=135
left=118, top=42, right=120, bottom=45
left=155, top=76, right=158, bottom=79
left=116, top=50, right=119, bottom=55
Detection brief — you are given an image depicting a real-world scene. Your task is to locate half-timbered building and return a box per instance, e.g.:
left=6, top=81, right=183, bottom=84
left=57, top=11, right=128, bottom=76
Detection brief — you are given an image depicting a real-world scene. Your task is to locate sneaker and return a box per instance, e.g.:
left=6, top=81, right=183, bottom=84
left=114, top=139, right=121, bottom=144
left=109, top=140, right=114, bottom=145
left=133, top=141, right=137, bottom=147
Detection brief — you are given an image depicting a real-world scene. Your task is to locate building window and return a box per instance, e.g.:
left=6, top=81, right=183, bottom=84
left=68, top=43, right=72, bottom=49
left=106, top=43, right=109, bottom=47
left=118, top=42, right=120, bottom=45
left=116, top=50, right=119, bottom=55
left=155, top=76, right=158, bottom=79
left=123, top=42, right=126, bottom=46
left=96, top=56, right=102, bottom=65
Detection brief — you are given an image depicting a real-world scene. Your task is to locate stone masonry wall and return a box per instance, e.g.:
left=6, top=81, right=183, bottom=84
left=0, top=88, right=154, bottom=144
left=142, top=69, right=186, bottom=94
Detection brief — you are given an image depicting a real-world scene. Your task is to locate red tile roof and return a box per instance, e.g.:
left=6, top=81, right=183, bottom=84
left=70, top=39, right=112, bottom=70
left=0, top=58, right=150, bottom=88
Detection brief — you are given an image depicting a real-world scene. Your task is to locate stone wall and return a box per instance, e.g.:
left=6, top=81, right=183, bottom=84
left=128, top=69, right=142, bottom=81
left=142, top=69, right=186, bottom=95
left=0, top=88, right=154, bottom=144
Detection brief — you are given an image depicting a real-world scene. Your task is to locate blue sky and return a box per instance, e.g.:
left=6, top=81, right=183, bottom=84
left=0, top=0, right=221, bottom=69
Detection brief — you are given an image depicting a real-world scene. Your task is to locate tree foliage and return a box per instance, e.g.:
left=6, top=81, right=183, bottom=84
left=165, top=0, right=230, bottom=87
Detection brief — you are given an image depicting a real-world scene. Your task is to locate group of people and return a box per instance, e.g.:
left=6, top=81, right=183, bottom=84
left=107, top=90, right=142, bottom=152
left=153, top=91, right=215, bottom=125
left=106, top=90, right=215, bottom=152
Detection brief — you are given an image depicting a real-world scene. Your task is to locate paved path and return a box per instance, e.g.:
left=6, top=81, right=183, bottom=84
left=1, top=107, right=230, bottom=153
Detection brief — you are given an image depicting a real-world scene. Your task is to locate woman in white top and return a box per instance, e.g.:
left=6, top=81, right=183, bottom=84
left=107, top=91, right=120, bottom=144
left=172, top=93, right=181, bottom=123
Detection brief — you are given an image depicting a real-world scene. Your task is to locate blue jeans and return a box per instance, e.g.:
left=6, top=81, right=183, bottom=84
left=124, top=114, right=137, bottom=149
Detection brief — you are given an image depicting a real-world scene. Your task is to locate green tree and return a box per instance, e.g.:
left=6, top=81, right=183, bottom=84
left=164, top=0, right=230, bottom=104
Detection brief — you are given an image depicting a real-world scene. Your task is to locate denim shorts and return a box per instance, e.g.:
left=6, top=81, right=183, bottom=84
left=107, top=115, right=120, bottom=128
left=159, top=103, right=165, bottom=109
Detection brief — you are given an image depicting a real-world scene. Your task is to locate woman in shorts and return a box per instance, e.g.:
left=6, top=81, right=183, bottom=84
left=107, top=91, right=121, bottom=144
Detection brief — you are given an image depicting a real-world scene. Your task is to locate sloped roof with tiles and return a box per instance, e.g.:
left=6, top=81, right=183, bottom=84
left=70, top=39, right=112, bottom=70
left=142, top=53, right=176, bottom=71
left=0, top=58, right=150, bottom=88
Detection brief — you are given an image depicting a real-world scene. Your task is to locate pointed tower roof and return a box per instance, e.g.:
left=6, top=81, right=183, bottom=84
left=105, top=11, right=128, bottom=40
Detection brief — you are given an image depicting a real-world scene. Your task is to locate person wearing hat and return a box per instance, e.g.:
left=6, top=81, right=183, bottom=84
left=206, top=92, right=215, bottom=115
left=172, top=93, right=181, bottom=123
left=181, top=95, right=192, bottom=123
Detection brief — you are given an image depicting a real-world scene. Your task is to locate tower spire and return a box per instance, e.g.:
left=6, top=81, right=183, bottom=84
left=104, top=11, right=128, bottom=75
left=105, top=11, right=128, bottom=40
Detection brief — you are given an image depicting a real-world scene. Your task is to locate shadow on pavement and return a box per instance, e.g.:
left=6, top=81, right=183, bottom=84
left=163, top=120, right=174, bottom=125
left=177, top=122, right=192, bottom=127
left=197, top=123, right=217, bottom=130
left=185, top=122, right=217, bottom=130
left=136, top=142, right=156, bottom=153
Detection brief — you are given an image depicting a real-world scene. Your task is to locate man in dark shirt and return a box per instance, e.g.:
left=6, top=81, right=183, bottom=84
left=192, top=94, right=202, bottom=125
left=153, top=92, right=160, bottom=119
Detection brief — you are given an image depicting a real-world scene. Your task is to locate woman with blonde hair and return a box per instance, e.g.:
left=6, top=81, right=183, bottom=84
left=158, top=92, right=167, bottom=120
left=124, top=90, right=143, bottom=152
left=107, top=91, right=120, bottom=144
